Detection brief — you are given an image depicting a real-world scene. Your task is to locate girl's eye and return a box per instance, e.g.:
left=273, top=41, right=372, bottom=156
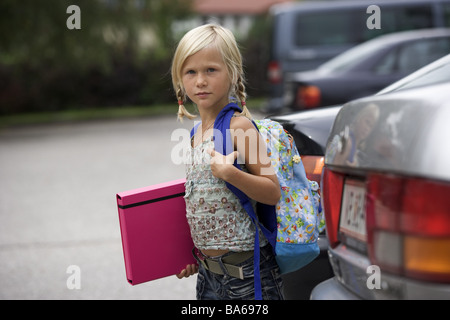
left=207, top=68, right=216, bottom=73
left=186, top=70, right=195, bottom=75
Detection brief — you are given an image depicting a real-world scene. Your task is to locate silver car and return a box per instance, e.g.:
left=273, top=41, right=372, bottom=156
left=312, top=54, right=450, bottom=299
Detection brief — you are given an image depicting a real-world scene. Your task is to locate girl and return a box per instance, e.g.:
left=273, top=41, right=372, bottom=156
left=171, top=24, right=284, bottom=300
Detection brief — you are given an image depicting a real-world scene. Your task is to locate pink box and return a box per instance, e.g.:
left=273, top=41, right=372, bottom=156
left=116, top=178, right=196, bottom=285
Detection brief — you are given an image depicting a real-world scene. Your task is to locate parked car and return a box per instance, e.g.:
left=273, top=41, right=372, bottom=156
left=269, top=106, right=341, bottom=299
left=312, top=54, right=450, bottom=299
left=266, top=0, right=450, bottom=112
left=283, top=28, right=450, bottom=110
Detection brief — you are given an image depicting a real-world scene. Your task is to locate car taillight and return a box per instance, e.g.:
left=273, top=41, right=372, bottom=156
left=268, top=61, right=282, bottom=84
left=296, top=85, right=321, bottom=109
left=321, top=167, right=345, bottom=248
left=301, top=155, right=324, bottom=184
left=366, top=173, right=450, bottom=283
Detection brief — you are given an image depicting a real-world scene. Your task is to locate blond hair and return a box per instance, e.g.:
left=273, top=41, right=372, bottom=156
left=171, top=24, right=251, bottom=121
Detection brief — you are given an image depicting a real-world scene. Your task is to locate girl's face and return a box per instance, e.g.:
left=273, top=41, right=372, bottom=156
left=181, top=46, right=231, bottom=113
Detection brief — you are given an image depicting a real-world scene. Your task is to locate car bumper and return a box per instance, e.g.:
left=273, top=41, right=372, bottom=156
left=311, top=244, right=450, bottom=300
left=310, top=277, right=361, bottom=300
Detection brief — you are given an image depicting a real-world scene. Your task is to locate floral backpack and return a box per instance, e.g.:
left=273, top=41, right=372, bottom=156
left=209, top=103, right=325, bottom=300
left=254, top=119, right=324, bottom=272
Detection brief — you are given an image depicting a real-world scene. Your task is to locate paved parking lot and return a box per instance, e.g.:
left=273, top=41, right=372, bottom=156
left=0, top=115, right=199, bottom=299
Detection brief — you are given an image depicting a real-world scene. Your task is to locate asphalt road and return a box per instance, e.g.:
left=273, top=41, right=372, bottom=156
left=0, top=115, right=202, bottom=299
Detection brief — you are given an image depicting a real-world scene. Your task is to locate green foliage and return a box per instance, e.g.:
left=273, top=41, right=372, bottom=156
left=0, top=0, right=192, bottom=114
left=0, top=1, right=270, bottom=115
left=1, top=0, right=106, bottom=70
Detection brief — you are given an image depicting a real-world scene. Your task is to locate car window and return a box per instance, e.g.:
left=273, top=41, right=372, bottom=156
left=374, top=47, right=398, bottom=75
left=374, top=37, right=450, bottom=75
left=318, top=39, right=384, bottom=72
left=398, top=37, right=450, bottom=73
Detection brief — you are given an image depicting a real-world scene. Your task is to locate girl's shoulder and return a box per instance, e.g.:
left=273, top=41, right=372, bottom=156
left=230, top=113, right=255, bottom=131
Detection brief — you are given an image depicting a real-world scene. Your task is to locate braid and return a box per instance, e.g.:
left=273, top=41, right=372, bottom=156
left=176, top=87, right=196, bottom=122
left=237, top=76, right=252, bottom=119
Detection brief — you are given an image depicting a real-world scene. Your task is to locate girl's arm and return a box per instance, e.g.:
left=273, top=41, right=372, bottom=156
left=208, top=116, right=281, bottom=206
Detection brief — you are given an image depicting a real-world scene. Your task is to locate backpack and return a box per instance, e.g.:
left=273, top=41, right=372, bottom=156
left=191, top=103, right=324, bottom=300
left=254, top=119, right=324, bottom=273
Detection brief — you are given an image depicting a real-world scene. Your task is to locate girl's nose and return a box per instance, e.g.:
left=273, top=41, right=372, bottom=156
left=196, top=74, right=207, bottom=87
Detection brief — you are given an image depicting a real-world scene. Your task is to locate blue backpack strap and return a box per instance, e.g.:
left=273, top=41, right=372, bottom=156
left=213, top=102, right=266, bottom=300
left=213, top=103, right=260, bottom=220
left=213, top=103, right=246, bottom=194
left=213, top=105, right=277, bottom=247
left=190, top=122, right=201, bottom=138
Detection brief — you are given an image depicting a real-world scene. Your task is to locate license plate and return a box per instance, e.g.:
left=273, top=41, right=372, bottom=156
left=340, top=179, right=367, bottom=242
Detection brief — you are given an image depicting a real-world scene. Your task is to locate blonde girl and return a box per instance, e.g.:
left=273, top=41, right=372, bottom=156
left=171, top=24, right=284, bottom=300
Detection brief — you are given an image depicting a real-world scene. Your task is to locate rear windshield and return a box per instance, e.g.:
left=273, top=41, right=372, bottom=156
left=294, top=4, right=434, bottom=47
left=393, top=60, right=450, bottom=91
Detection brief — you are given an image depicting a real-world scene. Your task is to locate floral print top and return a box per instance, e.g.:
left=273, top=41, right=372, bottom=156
left=184, top=136, right=267, bottom=252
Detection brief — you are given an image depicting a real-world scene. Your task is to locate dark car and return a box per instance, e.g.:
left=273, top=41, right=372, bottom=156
left=269, top=106, right=341, bottom=299
left=313, top=54, right=450, bottom=299
left=283, top=28, right=450, bottom=110
left=266, top=0, right=450, bottom=112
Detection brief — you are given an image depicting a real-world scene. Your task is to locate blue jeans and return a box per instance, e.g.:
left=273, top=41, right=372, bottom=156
left=195, top=245, right=284, bottom=300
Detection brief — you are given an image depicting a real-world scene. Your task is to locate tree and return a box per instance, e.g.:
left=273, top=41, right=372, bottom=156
left=0, top=0, right=193, bottom=113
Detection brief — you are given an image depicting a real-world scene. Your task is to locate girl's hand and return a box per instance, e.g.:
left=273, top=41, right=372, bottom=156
left=176, top=264, right=199, bottom=279
left=207, top=148, right=239, bottom=181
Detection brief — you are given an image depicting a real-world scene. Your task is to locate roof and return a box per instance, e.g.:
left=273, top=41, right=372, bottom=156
left=193, top=0, right=292, bottom=15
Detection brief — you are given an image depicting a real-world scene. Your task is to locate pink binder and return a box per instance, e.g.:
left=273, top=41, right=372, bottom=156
left=116, top=178, right=196, bottom=285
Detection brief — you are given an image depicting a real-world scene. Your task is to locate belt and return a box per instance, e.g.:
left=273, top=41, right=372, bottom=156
left=193, top=248, right=254, bottom=280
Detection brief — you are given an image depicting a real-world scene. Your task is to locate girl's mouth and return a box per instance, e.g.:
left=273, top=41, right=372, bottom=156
left=196, top=92, right=210, bottom=98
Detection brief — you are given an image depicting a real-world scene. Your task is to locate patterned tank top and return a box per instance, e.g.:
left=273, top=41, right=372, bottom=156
left=184, top=136, right=267, bottom=252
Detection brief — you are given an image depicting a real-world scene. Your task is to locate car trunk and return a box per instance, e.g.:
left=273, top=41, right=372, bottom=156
left=321, top=84, right=450, bottom=299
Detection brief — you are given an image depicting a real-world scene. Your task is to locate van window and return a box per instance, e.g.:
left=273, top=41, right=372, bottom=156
left=444, top=3, right=450, bottom=26
left=362, top=5, right=434, bottom=41
left=294, top=10, right=363, bottom=47
left=381, top=5, right=433, bottom=32
left=294, top=4, right=435, bottom=48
